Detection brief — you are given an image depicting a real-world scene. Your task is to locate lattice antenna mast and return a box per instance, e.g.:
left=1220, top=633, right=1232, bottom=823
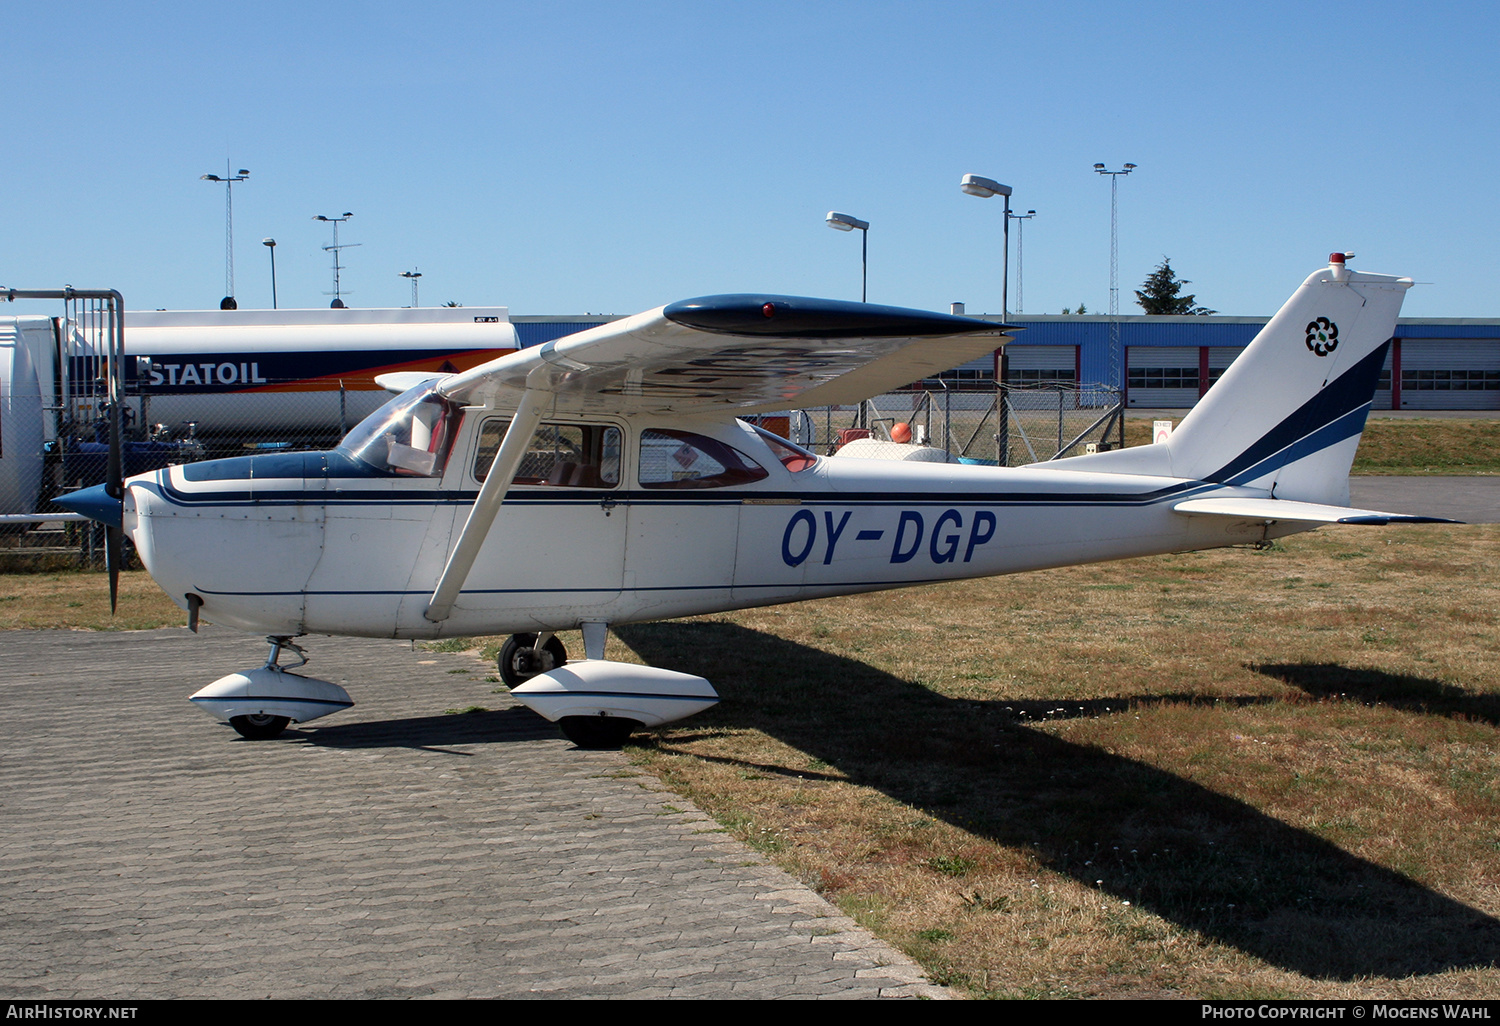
left=200, top=164, right=250, bottom=308
left=1093, top=163, right=1136, bottom=387
left=401, top=269, right=422, bottom=308
left=1007, top=209, right=1035, bottom=313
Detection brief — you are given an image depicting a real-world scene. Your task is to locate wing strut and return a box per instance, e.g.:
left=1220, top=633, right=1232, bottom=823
left=425, top=379, right=552, bottom=622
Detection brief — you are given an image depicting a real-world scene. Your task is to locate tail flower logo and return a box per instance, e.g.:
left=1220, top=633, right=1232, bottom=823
left=1306, top=318, right=1339, bottom=357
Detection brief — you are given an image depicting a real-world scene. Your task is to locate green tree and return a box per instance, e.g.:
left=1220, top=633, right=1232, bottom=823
left=1136, top=258, right=1215, bottom=315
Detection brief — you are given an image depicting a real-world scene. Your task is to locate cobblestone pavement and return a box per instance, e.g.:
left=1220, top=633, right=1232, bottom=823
left=0, top=628, right=944, bottom=999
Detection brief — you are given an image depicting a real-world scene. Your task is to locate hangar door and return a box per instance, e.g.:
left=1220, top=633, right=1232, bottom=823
left=1398, top=340, right=1500, bottom=411
left=1004, top=345, right=1077, bottom=386
left=1206, top=347, right=1244, bottom=392
left=1127, top=347, right=1198, bottom=407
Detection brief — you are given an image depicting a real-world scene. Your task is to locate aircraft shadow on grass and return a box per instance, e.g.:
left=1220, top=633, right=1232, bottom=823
left=1255, top=662, right=1500, bottom=728
left=616, top=620, right=1500, bottom=981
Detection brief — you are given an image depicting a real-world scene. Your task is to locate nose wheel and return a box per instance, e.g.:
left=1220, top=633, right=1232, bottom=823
left=498, top=633, right=568, bottom=687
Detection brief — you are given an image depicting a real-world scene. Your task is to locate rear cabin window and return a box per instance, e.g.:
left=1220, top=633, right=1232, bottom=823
left=638, top=429, right=769, bottom=489
left=473, top=419, right=621, bottom=488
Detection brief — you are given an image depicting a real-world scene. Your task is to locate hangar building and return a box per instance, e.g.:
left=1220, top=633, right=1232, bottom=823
left=515, top=314, right=1500, bottom=411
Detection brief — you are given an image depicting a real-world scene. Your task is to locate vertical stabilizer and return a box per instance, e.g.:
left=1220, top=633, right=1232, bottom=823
left=1048, top=255, right=1412, bottom=505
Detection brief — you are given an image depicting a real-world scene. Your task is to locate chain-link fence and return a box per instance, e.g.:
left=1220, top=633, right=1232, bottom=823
left=789, top=384, right=1123, bottom=466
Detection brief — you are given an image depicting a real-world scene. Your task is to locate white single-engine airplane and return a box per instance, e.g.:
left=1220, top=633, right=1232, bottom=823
left=59, top=254, right=1443, bottom=746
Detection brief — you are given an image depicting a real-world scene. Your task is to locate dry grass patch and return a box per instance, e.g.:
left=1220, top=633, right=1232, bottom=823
left=1124, top=416, right=1500, bottom=475
left=0, top=568, right=182, bottom=630
left=615, top=525, right=1500, bottom=998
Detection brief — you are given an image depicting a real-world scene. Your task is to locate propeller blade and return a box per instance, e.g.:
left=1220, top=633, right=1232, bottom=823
left=105, top=396, right=124, bottom=614
left=106, top=525, right=121, bottom=614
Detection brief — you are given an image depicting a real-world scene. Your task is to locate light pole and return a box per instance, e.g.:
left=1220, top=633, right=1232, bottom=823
left=401, top=269, right=422, bottom=308
left=959, top=174, right=1013, bottom=319
left=261, top=239, right=278, bottom=309
left=1007, top=209, right=1035, bottom=313
left=825, top=212, right=869, bottom=302
left=314, top=212, right=357, bottom=308
left=1093, top=163, right=1136, bottom=389
left=200, top=164, right=249, bottom=309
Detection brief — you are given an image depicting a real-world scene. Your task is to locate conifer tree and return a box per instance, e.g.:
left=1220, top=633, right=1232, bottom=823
left=1136, top=258, right=1215, bottom=315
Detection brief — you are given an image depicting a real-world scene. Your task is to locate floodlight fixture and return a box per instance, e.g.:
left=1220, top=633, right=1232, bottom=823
left=261, top=238, right=278, bottom=309
left=959, top=173, right=1012, bottom=199
left=1093, top=163, right=1138, bottom=388
left=960, top=172, right=1016, bottom=317
left=200, top=163, right=250, bottom=307
left=401, top=269, right=423, bottom=308
left=825, top=212, right=869, bottom=301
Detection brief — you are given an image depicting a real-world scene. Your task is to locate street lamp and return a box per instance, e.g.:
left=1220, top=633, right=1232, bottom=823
left=262, top=238, right=278, bottom=309
left=401, top=269, right=422, bottom=308
left=1007, top=209, right=1035, bottom=313
left=314, top=212, right=357, bottom=308
left=959, top=173, right=1014, bottom=319
left=825, top=212, right=869, bottom=302
left=1093, top=163, right=1137, bottom=389
left=200, top=165, right=249, bottom=309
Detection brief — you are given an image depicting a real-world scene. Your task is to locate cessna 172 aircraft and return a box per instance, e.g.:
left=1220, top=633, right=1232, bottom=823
left=58, top=254, right=1440, bottom=746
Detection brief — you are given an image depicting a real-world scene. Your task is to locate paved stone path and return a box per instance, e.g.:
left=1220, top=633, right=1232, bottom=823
left=0, top=628, right=943, bottom=999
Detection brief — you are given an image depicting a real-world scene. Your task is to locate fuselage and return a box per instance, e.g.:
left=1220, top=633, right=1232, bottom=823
left=124, top=403, right=1293, bottom=640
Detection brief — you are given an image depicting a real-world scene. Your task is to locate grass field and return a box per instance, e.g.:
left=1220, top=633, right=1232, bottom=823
left=607, top=524, right=1500, bottom=999
left=1120, top=415, right=1500, bottom=475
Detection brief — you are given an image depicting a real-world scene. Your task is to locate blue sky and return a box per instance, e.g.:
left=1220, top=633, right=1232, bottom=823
left=4, top=1, right=1497, bottom=318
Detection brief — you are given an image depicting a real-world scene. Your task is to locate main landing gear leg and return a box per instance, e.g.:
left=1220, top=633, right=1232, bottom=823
left=225, top=636, right=307, bottom=740
left=503, top=620, right=717, bottom=751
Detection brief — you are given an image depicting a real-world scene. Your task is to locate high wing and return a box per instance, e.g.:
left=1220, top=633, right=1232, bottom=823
left=422, top=294, right=1011, bottom=623
left=436, top=295, right=1014, bottom=416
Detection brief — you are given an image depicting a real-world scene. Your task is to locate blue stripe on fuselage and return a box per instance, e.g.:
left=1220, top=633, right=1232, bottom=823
left=1204, top=341, right=1388, bottom=484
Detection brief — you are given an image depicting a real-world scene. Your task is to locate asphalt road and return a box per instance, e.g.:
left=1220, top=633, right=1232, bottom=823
left=0, top=628, right=941, bottom=1000
left=1349, top=476, right=1500, bottom=523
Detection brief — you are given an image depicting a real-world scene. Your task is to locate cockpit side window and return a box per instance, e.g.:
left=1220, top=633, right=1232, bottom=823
left=336, top=382, right=463, bottom=477
left=746, top=423, right=818, bottom=473
left=639, top=428, right=769, bottom=488
left=473, top=419, right=622, bottom=488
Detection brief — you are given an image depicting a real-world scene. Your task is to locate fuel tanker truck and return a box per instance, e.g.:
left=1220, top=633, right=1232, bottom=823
left=0, top=305, right=518, bottom=516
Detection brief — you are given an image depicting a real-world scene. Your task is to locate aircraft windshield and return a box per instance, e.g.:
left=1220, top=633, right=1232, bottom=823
left=336, top=382, right=463, bottom=477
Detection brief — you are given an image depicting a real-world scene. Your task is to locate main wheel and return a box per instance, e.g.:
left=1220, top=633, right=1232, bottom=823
left=229, top=714, right=290, bottom=740
left=559, top=715, right=640, bottom=749
left=498, top=633, right=567, bottom=687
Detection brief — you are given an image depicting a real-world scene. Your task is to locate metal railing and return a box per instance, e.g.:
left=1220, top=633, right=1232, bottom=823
left=794, top=383, right=1123, bottom=466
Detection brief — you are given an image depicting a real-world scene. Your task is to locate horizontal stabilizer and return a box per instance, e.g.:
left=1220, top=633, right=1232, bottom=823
left=1172, top=496, right=1460, bottom=526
